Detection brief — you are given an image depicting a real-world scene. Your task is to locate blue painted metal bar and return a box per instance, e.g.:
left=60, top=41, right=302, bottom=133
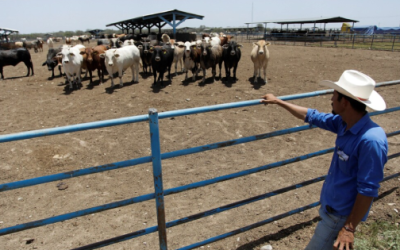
left=1, top=81, right=398, bottom=144
left=70, top=176, right=328, bottom=250
left=3, top=141, right=399, bottom=237
left=176, top=202, right=322, bottom=250
left=0, top=156, right=152, bottom=192
left=149, top=109, right=168, bottom=250
left=71, top=165, right=400, bottom=250
left=0, top=114, right=148, bottom=143
left=0, top=148, right=333, bottom=236
left=0, top=192, right=155, bottom=236
left=2, top=119, right=398, bottom=193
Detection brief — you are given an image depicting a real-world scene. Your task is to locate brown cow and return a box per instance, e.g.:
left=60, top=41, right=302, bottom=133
left=23, top=41, right=38, bottom=52
left=79, top=45, right=108, bottom=84
left=36, top=40, right=43, bottom=52
left=220, top=35, right=234, bottom=46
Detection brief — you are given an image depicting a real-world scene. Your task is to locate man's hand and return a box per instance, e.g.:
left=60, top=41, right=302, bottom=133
left=260, top=94, right=281, bottom=105
left=333, top=227, right=354, bottom=250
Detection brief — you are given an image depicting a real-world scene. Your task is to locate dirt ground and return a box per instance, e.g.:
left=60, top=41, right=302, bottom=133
left=0, top=40, right=399, bottom=250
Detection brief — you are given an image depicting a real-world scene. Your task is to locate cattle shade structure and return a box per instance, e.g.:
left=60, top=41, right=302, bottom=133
left=106, top=9, right=204, bottom=39
left=87, top=29, right=104, bottom=38
left=245, top=16, right=359, bottom=34
left=0, top=27, right=19, bottom=42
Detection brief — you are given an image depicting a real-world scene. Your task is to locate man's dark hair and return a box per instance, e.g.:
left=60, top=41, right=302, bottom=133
left=337, top=92, right=367, bottom=112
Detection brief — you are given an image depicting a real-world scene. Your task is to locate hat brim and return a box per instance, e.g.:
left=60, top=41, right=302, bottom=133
left=320, top=80, right=386, bottom=111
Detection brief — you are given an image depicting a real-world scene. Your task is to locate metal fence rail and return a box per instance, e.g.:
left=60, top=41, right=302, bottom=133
left=231, top=32, right=400, bottom=52
left=1, top=81, right=400, bottom=249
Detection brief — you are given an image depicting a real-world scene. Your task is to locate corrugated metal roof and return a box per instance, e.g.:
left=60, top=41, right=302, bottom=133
left=245, top=16, right=358, bottom=25
left=106, top=9, right=204, bottom=27
left=0, top=27, right=19, bottom=33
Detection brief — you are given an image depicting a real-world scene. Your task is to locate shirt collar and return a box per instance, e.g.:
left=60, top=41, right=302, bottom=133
left=346, top=112, right=370, bottom=135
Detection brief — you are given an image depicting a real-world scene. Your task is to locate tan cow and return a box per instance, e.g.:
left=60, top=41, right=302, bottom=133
left=250, top=40, right=271, bottom=84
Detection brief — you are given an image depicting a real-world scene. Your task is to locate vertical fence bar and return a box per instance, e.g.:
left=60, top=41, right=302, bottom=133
left=148, top=108, right=168, bottom=250
left=352, top=34, right=355, bottom=49
left=392, top=35, right=396, bottom=51
left=370, top=34, right=375, bottom=50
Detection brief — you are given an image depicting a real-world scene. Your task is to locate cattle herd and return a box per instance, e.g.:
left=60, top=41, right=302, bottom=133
left=0, top=33, right=271, bottom=89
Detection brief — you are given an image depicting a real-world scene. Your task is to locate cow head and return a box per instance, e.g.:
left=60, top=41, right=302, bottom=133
left=80, top=48, right=93, bottom=63
left=152, top=46, right=166, bottom=62
left=253, top=41, right=271, bottom=55
left=184, top=41, right=192, bottom=57
left=200, top=40, right=212, bottom=56
left=223, top=41, right=242, bottom=56
left=100, top=49, right=119, bottom=67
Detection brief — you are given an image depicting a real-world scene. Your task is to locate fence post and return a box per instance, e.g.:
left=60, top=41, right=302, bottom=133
left=392, top=35, right=396, bottom=51
left=370, top=34, right=375, bottom=50
left=352, top=34, right=355, bottom=49
left=149, top=108, right=168, bottom=250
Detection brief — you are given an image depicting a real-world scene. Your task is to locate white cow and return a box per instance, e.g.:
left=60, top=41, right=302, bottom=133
left=250, top=40, right=271, bottom=84
left=172, top=41, right=185, bottom=75
left=47, top=38, right=54, bottom=48
left=57, top=44, right=85, bottom=89
left=183, top=41, right=200, bottom=81
left=100, top=45, right=141, bottom=88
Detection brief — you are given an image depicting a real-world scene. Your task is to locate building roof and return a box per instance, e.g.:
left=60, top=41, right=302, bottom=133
left=245, top=16, right=359, bottom=25
left=106, top=9, right=204, bottom=30
left=0, top=27, right=19, bottom=33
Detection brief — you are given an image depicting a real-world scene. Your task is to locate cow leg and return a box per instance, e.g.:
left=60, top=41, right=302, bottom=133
left=180, top=58, right=185, bottom=73
left=135, top=63, right=140, bottom=82
left=224, top=63, right=230, bottom=82
left=97, top=69, right=102, bottom=84
left=211, top=66, right=217, bottom=83
left=130, top=65, right=135, bottom=83
left=174, top=61, right=178, bottom=76
left=201, top=68, right=206, bottom=84
left=233, top=63, right=238, bottom=81
left=58, top=65, right=62, bottom=76
left=89, top=69, right=93, bottom=84
left=263, top=64, right=268, bottom=83
left=0, top=66, right=3, bottom=79
left=24, top=61, right=33, bottom=77
left=118, top=71, right=123, bottom=88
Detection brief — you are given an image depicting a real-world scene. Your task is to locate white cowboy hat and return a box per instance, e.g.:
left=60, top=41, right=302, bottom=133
left=320, top=70, right=386, bottom=111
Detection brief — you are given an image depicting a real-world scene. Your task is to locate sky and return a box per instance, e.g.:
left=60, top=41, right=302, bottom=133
left=2, top=0, right=400, bottom=34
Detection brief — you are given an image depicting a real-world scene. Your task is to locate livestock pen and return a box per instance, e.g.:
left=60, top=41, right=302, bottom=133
left=1, top=81, right=399, bottom=249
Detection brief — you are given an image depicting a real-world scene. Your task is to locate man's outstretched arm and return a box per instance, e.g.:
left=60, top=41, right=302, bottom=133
left=261, top=94, right=308, bottom=120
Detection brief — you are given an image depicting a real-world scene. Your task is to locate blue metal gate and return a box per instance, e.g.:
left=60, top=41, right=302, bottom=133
left=1, top=81, right=400, bottom=249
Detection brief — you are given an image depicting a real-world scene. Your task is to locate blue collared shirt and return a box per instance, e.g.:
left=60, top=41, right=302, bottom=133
left=305, top=109, right=388, bottom=220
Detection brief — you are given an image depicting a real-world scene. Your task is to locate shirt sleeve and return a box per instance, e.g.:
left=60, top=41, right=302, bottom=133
left=304, top=108, right=341, bottom=134
left=356, top=139, right=387, bottom=197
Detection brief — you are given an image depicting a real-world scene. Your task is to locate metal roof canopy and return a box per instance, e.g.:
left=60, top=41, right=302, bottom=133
left=87, top=29, right=105, bottom=35
left=106, top=9, right=204, bottom=38
left=0, top=28, right=19, bottom=42
left=245, top=16, right=359, bottom=32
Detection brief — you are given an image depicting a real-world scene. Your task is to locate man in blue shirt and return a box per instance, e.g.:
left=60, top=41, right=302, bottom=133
left=260, top=70, right=388, bottom=250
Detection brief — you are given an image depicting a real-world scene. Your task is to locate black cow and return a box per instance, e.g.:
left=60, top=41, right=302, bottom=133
left=0, top=48, right=34, bottom=79
left=198, top=41, right=223, bottom=84
left=221, top=41, right=242, bottom=82
left=42, top=47, right=63, bottom=78
left=97, top=39, right=110, bottom=48
left=138, top=41, right=153, bottom=74
left=151, top=44, right=174, bottom=86
left=109, top=38, right=122, bottom=48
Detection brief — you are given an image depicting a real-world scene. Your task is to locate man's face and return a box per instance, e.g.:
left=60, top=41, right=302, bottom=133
left=331, top=90, right=344, bottom=115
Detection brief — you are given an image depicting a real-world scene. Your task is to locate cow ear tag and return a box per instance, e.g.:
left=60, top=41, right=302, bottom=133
left=163, top=51, right=166, bottom=54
